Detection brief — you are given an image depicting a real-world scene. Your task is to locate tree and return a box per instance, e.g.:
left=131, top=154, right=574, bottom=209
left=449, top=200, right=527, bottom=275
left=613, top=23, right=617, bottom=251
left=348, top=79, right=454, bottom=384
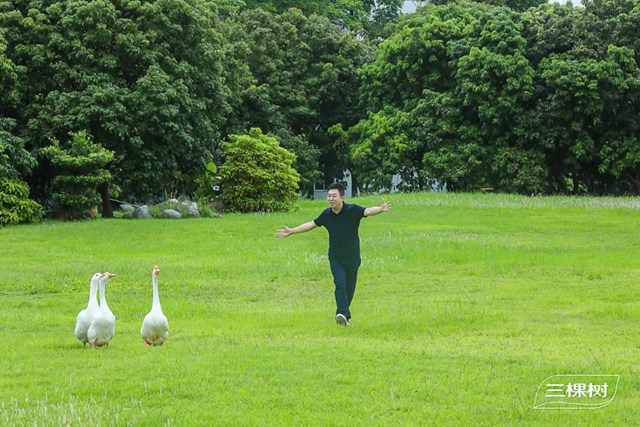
left=1, top=0, right=232, bottom=203
left=223, top=8, right=371, bottom=193
left=354, top=2, right=495, bottom=191
left=41, top=131, right=114, bottom=220
left=521, top=1, right=640, bottom=194
left=0, top=26, right=36, bottom=180
left=532, top=46, right=640, bottom=193
left=0, top=26, right=43, bottom=225
left=220, top=128, right=299, bottom=212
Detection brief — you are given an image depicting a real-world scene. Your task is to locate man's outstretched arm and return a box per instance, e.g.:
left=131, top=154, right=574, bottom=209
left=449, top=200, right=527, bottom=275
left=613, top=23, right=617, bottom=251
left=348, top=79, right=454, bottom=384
left=364, top=199, right=391, bottom=217
left=276, top=221, right=318, bottom=238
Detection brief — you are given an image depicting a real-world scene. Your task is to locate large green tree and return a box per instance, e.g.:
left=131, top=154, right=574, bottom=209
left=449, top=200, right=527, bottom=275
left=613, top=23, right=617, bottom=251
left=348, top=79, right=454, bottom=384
left=522, top=1, right=640, bottom=194
left=1, top=0, right=232, bottom=203
left=0, top=25, right=35, bottom=179
left=0, top=24, right=43, bottom=225
left=347, top=0, right=640, bottom=195
left=223, top=8, right=371, bottom=193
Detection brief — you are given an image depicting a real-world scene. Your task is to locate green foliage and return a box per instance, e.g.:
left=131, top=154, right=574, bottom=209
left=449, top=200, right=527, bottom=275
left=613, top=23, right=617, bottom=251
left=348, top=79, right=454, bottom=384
left=220, top=128, right=300, bottom=212
left=1, top=0, right=232, bottom=201
left=343, top=0, right=640, bottom=195
left=0, top=118, right=36, bottom=180
left=183, top=161, right=220, bottom=201
left=195, top=197, right=219, bottom=218
left=41, top=131, right=114, bottom=220
left=521, top=2, right=640, bottom=194
left=332, top=107, right=428, bottom=192
left=149, top=205, right=163, bottom=219
left=0, top=29, right=36, bottom=180
left=0, top=177, right=44, bottom=225
left=223, top=8, right=371, bottom=192
left=5, top=0, right=640, bottom=198
left=239, top=0, right=403, bottom=36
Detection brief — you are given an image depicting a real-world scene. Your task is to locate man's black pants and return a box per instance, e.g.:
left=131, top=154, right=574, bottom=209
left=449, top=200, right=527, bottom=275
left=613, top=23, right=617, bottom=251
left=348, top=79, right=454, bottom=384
left=329, top=255, right=360, bottom=320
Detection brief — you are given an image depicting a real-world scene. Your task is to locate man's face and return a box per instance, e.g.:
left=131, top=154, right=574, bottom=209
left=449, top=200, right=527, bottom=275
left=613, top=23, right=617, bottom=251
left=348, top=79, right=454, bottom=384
left=327, top=189, right=344, bottom=209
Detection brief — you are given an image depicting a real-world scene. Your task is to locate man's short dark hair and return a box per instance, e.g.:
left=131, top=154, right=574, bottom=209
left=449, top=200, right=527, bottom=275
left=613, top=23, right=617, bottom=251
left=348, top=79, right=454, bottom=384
left=328, top=182, right=345, bottom=197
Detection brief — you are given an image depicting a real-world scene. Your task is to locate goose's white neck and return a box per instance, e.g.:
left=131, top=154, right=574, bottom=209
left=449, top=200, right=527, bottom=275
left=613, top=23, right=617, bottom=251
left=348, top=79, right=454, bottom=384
left=88, top=279, right=100, bottom=310
left=152, top=274, right=162, bottom=311
left=99, top=281, right=110, bottom=311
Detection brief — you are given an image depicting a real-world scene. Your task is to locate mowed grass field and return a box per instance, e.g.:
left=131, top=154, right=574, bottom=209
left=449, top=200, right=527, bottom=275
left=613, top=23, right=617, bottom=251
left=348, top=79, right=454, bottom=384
left=1, top=192, right=639, bottom=425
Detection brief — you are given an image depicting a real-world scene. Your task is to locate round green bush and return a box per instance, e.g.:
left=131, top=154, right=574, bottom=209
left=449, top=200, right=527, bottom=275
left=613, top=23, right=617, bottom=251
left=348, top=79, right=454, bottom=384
left=220, top=128, right=300, bottom=212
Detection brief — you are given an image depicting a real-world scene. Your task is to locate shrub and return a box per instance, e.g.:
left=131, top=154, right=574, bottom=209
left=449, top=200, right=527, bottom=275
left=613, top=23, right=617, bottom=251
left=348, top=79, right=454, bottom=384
left=41, top=131, right=114, bottom=220
left=0, top=178, right=44, bottom=226
left=220, top=128, right=300, bottom=212
left=195, top=197, right=220, bottom=218
left=149, top=205, right=163, bottom=218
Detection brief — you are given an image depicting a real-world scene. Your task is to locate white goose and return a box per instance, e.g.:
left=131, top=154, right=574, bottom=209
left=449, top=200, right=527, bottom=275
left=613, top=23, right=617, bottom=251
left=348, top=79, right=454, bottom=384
left=75, top=273, right=103, bottom=346
left=87, top=272, right=117, bottom=348
left=140, top=265, right=169, bottom=346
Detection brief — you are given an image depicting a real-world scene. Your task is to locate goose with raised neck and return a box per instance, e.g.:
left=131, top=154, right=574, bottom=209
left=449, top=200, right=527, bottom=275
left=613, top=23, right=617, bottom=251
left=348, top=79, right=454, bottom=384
left=87, top=272, right=117, bottom=348
left=140, top=265, right=169, bottom=346
left=75, top=273, right=103, bottom=346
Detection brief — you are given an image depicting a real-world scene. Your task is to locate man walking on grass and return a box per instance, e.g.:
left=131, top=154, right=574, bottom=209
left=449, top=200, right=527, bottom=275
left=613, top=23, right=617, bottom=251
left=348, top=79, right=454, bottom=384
left=276, top=183, right=391, bottom=326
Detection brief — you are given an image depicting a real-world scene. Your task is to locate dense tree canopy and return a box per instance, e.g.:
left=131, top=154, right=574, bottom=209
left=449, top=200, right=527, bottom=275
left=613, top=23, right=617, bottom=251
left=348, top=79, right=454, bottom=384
left=1, top=0, right=232, bottom=204
left=239, top=0, right=404, bottom=36
left=4, top=0, right=640, bottom=222
left=0, top=27, right=34, bottom=179
left=223, top=8, right=371, bottom=193
left=347, top=0, right=640, bottom=194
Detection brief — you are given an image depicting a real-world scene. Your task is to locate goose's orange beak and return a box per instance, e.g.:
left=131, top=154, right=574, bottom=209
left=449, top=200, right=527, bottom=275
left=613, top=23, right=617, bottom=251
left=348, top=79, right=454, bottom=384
left=106, top=272, right=116, bottom=279
left=154, top=266, right=160, bottom=275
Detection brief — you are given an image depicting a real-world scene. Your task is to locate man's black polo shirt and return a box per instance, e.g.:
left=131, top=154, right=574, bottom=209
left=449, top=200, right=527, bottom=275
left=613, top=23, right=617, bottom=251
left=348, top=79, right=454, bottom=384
left=313, top=203, right=366, bottom=265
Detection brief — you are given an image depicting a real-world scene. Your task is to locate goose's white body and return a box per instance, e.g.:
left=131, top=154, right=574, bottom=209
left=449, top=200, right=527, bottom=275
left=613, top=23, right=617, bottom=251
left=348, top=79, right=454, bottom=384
left=75, top=273, right=102, bottom=346
left=87, top=273, right=116, bottom=347
left=141, top=266, right=169, bottom=346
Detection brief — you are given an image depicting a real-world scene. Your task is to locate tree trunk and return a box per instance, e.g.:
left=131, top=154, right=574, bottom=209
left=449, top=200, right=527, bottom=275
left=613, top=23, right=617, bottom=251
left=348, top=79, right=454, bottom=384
left=351, top=173, right=359, bottom=197
left=99, top=182, right=114, bottom=218
left=626, top=171, right=640, bottom=195
left=572, top=173, right=580, bottom=194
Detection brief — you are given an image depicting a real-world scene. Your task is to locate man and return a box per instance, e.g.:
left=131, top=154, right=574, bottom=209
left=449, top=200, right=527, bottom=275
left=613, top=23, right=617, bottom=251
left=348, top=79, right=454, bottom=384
left=276, top=183, right=391, bottom=326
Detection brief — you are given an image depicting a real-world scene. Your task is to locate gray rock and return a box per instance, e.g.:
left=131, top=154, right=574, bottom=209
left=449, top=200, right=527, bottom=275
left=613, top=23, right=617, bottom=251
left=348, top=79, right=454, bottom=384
left=133, top=205, right=153, bottom=219
left=179, top=201, right=200, bottom=217
left=162, top=209, right=182, bottom=219
left=120, top=203, right=135, bottom=212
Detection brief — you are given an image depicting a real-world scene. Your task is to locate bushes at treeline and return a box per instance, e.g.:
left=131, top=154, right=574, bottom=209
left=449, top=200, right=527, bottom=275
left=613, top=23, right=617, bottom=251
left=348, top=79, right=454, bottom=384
left=4, top=0, right=640, bottom=226
left=0, top=178, right=43, bottom=226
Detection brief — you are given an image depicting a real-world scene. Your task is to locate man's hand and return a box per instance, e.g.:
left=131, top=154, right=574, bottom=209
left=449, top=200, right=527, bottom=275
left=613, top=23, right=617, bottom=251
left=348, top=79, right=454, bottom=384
left=364, top=199, right=391, bottom=217
left=276, top=221, right=317, bottom=237
left=276, top=225, right=293, bottom=238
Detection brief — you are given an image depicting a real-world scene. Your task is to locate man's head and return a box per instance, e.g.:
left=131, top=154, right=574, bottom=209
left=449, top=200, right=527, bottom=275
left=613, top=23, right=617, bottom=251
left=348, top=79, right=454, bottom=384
left=327, top=182, right=345, bottom=211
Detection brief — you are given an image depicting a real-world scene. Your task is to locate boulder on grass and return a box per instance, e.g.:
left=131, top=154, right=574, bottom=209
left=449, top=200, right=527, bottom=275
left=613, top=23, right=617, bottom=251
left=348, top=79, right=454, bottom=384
left=120, top=203, right=135, bottom=212
left=162, top=209, right=182, bottom=219
left=179, top=201, right=200, bottom=217
left=133, top=205, right=153, bottom=219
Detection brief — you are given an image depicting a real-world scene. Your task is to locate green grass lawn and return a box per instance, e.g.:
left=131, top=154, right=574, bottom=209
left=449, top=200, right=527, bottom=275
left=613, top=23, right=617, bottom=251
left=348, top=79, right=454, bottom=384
left=1, top=192, right=639, bottom=425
